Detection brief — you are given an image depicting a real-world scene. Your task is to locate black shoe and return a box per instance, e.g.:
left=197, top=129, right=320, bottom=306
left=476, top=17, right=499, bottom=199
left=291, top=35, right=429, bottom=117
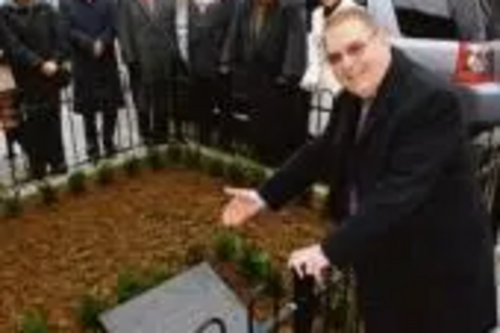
left=104, top=144, right=117, bottom=158
left=87, top=150, right=100, bottom=163
left=50, top=164, right=68, bottom=176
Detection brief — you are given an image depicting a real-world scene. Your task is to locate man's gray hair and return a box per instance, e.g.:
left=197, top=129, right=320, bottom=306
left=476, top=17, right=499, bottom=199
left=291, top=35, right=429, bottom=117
left=324, top=6, right=379, bottom=33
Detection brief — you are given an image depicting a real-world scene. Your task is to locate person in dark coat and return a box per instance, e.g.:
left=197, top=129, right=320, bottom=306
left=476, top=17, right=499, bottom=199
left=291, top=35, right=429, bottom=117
left=221, top=8, right=497, bottom=333
left=60, top=0, right=124, bottom=160
left=1, top=0, right=70, bottom=179
left=116, top=0, right=182, bottom=145
left=222, top=0, right=307, bottom=165
left=170, top=0, right=234, bottom=146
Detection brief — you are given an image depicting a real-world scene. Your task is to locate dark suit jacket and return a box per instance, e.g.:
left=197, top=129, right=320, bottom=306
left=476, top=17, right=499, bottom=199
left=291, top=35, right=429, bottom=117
left=1, top=1, right=69, bottom=105
left=259, top=49, right=497, bottom=333
left=222, top=0, right=306, bottom=81
left=116, top=0, right=178, bottom=83
left=60, top=0, right=123, bottom=113
left=185, top=0, right=234, bottom=78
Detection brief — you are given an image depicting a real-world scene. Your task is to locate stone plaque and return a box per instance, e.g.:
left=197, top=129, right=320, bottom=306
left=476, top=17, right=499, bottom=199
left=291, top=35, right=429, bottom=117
left=100, top=262, right=250, bottom=333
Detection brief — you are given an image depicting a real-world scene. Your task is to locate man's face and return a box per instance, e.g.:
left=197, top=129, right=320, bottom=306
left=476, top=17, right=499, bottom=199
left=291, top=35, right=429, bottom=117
left=324, top=19, right=391, bottom=99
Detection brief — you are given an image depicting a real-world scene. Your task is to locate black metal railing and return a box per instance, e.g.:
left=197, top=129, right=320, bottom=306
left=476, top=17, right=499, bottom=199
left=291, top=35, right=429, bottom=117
left=244, top=269, right=361, bottom=333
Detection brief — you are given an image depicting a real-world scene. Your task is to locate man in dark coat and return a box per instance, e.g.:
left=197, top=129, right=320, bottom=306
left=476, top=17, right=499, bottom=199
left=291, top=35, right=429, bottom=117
left=171, top=0, right=234, bottom=146
left=116, top=0, right=182, bottom=145
left=221, top=8, right=497, bottom=333
left=222, top=0, right=307, bottom=165
left=61, top=0, right=124, bottom=160
left=1, top=0, right=69, bottom=179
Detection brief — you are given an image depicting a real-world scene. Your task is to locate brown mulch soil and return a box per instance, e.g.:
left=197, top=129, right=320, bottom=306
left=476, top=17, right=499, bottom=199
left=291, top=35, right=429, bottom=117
left=0, top=166, right=327, bottom=332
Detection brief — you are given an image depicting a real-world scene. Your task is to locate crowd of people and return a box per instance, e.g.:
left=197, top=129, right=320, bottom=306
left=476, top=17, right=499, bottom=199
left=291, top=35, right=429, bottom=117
left=0, top=0, right=496, bottom=180
left=0, top=0, right=497, bottom=331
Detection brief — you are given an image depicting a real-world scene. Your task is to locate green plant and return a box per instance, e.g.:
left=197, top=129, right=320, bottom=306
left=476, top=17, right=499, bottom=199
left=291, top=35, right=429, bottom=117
left=2, top=194, right=22, bottom=218
left=242, top=164, right=267, bottom=187
left=239, top=246, right=272, bottom=283
left=224, top=158, right=247, bottom=185
left=213, top=230, right=244, bottom=263
left=76, top=294, right=108, bottom=332
left=264, top=269, right=286, bottom=298
left=145, top=148, right=165, bottom=170
left=328, top=270, right=359, bottom=331
left=115, top=270, right=149, bottom=304
left=115, top=266, right=172, bottom=304
left=95, top=163, right=115, bottom=186
left=67, top=171, right=87, bottom=194
left=123, top=156, right=141, bottom=176
left=165, top=143, right=183, bottom=165
left=18, top=309, right=50, bottom=333
left=181, top=147, right=201, bottom=169
left=37, top=182, right=57, bottom=205
left=203, top=155, right=225, bottom=178
left=144, top=267, right=172, bottom=287
left=184, top=244, right=207, bottom=265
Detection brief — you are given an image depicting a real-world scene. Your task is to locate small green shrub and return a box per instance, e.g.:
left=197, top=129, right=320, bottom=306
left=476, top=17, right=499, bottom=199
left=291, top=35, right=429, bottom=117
left=203, top=156, right=225, bottom=178
left=67, top=171, right=87, bottom=194
left=224, top=158, right=247, bottom=185
left=115, top=267, right=172, bottom=304
left=115, top=270, right=149, bottom=304
left=239, top=246, right=272, bottom=283
left=165, top=144, right=183, bottom=165
left=37, top=182, right=57, bottom=206
left=264, top=269, right=285, bottom=298
left=123, top=156, right=141, bottom=177
left=181, top=147, right=201, bottom=169
left=144, top=267, right=172, bottom=287
left=95, top=163, right=115, bottom=186
left=243, top=164, right=267, bottom=187
left=213, top=230, right=244, bottom=263
left=76, top=294, right=108, bottom=332
left=18, top=309, right=50, bottom=333
left=184, top=244, right=207, bottom=265
left=2, top=195, right=22, bottom=218
left=145, top=148, right=165, bottom=170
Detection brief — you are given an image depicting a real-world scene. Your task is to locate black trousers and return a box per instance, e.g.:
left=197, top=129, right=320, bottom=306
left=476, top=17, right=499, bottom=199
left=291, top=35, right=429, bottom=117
left=136, top=80, right=170, bottom=145
left=247, top=74, right=309, bottom=166
left=189, top=74, right=231, bottom=146
left=19, top=103, right=65, bottom=178
left=82, top=109, right=118, bottom=158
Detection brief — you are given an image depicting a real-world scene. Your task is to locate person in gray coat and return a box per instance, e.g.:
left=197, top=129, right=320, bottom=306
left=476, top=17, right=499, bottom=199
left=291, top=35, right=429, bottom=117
left=61, top=0, right=124, bottom=160
left=116, top=0, right=182, bottom=145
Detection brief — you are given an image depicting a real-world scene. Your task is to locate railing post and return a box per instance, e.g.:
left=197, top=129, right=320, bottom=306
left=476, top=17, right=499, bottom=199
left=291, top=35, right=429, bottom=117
left=292, top=272, right=317, bottom=333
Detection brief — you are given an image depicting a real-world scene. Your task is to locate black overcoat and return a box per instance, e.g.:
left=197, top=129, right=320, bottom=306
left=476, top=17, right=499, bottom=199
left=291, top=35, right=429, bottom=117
left=259, top=49, right=497, bottom=333
left=60, top=0, right=124, bottom=113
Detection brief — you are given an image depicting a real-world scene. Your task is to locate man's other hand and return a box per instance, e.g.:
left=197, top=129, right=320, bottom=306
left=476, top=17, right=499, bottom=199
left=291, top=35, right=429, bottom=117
left=288, top=244, right=330, bottom=284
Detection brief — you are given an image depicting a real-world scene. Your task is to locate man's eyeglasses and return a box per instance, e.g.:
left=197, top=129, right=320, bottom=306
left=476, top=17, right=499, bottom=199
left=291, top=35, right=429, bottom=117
left=326, top=29, right=378, bottom=66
